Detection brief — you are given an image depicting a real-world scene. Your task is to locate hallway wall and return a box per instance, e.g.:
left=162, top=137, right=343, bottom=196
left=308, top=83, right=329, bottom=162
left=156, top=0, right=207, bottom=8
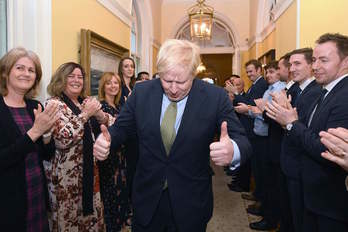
left=52, top=0, right=131, bottom=71
left=275, top=0, right=297, bottom=59
left=300, top=0, right=348, bottom=48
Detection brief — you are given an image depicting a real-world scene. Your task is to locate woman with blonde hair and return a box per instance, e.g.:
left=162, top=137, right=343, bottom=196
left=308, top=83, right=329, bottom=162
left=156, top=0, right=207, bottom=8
left=0, top=47, right=59, bottom=231
left=44, top=62, right=113, bottom=231
left=98, top=72, right=130, bottom=231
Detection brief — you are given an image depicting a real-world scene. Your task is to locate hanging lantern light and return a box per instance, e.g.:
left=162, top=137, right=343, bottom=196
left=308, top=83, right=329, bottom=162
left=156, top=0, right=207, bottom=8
left=188, top=0, right=214, bottom=40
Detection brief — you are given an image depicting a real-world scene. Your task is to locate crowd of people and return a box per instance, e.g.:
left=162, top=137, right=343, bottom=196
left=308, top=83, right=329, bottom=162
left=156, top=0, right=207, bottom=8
left=0, top=49, right=156, bottom=231
left=0, top=32, right=347, bottom=232
left=224, top=33, right=348, bottom=232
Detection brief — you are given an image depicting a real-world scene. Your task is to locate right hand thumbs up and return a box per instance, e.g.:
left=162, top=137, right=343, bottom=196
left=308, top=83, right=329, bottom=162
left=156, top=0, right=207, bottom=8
left=93, top=125, right=111, bottom=161
left=100, top=124, right=111, bottom=142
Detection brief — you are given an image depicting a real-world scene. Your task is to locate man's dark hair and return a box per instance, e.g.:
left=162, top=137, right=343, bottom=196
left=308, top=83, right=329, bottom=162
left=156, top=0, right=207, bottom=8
left=137, top=71, right=149, bottom=80
left=264, top=60, right=279, bottom=71
left=245, top=59, right=262, bottom=71
left=230, top=74, right=240, bottom=78
left=279, top=52, right=291, bottom=68
left=289, top=48, right=313, bottom=64
left=316, top=33, right=348, bottom=60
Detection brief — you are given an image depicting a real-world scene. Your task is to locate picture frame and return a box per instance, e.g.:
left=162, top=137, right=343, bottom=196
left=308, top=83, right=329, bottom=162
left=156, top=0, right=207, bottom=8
left=80, top=29, right=129, bottom=96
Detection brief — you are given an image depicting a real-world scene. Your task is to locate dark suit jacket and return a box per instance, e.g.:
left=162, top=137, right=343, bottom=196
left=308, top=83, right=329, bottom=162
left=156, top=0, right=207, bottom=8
left=286, top=82, right=300, bottom=106
left=281, top=80, right=321, bottom=179
left=233, top=77, right=268, bottom=138
left=288, top=76, right=348, bottom=222
left=0, top=97, right=55, bottom=231
left=109, top=78, right=252, bottom=231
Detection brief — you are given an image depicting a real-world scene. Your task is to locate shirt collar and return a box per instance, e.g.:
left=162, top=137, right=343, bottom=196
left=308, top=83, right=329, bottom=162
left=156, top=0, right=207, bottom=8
left=285, top=80, right=295, bottom=90
left=299, top=76, right=315, bottom=91
left=253, top=76, right=263, bottom=85
left=323, top=73, right=348, bottom=93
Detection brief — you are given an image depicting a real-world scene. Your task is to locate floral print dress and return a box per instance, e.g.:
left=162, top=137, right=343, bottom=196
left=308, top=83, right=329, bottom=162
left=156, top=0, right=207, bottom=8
left=44, top=97, right=112, bottom=231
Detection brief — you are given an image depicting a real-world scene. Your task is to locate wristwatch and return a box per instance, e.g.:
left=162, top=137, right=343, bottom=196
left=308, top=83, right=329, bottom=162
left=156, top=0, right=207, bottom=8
left=286, top=122, right=294, bottom=131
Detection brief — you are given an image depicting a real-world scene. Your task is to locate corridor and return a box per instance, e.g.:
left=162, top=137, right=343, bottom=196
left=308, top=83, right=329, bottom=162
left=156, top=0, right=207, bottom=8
left=207, top=165, right=256, bottom=232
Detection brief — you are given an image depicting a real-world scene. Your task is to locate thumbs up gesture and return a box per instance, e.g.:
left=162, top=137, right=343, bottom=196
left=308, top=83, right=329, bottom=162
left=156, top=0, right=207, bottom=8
left=210, top=121, right=234, bottom=166
left=93, top=124, right=111, bottom=161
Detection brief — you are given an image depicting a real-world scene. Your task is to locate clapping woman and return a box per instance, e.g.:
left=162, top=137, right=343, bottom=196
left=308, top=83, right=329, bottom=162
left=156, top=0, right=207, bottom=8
left=44, top=62, right=112, bottom=231
left=0, top=47, right=59, bottom=231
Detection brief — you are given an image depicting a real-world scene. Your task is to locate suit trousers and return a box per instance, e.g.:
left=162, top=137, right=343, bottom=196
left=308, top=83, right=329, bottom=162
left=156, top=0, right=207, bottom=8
left=235, top=159, right=251, bottom=191
left=303, top=208, right=348, bottom=232
left=278, top=172, right=294, bottom=232
left=262, top=161, right=281, bottom=226
left=250, top=136, right=268, bottom=202
left=287, top=178, right=304, bottom=232
left=133, top=189, right=178, bottom=232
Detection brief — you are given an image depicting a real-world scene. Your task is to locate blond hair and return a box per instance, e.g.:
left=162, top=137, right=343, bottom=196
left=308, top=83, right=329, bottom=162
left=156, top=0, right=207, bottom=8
left=98, top=72, right=122, bottom=106
left=0, top=47, right=42, bottom=98
left=157, top=39, right=201, bottom=78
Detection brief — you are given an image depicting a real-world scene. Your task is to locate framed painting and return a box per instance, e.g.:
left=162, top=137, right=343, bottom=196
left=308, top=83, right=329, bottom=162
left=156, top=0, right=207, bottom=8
left=80, top=29, right=129, bottom=96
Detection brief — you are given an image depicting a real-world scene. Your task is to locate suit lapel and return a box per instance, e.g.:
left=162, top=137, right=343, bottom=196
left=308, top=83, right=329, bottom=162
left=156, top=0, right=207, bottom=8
left=309, top=76, right=348, bottom=126
left=149, top=79, right=167, bottom=159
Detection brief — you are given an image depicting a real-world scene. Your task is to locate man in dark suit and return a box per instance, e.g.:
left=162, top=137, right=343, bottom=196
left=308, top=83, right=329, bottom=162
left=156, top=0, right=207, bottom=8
left=234, top=60, right=268, bottom=211
left=93, top=39, right=252, bottom=232
left=225, top=77, right=251, bottom=192
left=275, top=48, right=322, bottom=232
left=266, top=33, right=348, bottom=231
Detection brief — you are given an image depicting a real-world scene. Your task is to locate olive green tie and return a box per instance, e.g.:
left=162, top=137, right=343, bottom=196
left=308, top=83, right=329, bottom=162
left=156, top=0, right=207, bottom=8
left=160, top=102, right=177, bottom=156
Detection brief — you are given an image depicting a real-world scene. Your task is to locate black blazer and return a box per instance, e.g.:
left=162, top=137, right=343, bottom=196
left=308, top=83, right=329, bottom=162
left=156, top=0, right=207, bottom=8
left=288, top=76, right=348, bottom=222
left=286, top=82, right=300, bottom=106
left=234, top=77, right=268, bottom=138
left=0, top=97, right=55, bottom=231
left=281, top=80, right=321, bottom=179
left=109, top=78, right=252, bottom=231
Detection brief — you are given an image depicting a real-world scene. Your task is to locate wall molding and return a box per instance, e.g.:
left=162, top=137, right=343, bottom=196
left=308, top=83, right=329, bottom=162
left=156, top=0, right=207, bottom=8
left=248, top=0, right=293, bottom=51
left=273, top=0, right=294, bottom=21
left=97, top=0, right=132, bottom=27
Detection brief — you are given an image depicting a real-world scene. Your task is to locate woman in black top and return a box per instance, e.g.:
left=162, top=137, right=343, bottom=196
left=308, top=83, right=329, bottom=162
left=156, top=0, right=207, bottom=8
left=118, top=57, right=136, bottom=105
left=98, top=72, right=129, bottom=231
left=0, top=47, right=59, bottom=231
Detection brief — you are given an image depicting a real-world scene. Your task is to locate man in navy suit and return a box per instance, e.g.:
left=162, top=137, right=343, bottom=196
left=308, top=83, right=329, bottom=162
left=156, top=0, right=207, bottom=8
left=234, top=60, right=268, bottom=213
left=93, top=39, right=251, bottom=232
left=266, top=33, right=348, bottom=231
left=275, top=48, right=322, bottom=232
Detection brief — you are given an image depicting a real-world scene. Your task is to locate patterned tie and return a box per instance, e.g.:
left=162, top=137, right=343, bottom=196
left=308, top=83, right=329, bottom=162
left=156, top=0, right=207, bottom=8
left=160, top=102, right=177, bottom=156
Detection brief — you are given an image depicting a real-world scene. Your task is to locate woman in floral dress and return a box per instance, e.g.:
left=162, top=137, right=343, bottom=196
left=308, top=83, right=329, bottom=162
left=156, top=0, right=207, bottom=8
left=44, top=62, right=113, bottom=231
left=98, top=72, right=129, bottom=231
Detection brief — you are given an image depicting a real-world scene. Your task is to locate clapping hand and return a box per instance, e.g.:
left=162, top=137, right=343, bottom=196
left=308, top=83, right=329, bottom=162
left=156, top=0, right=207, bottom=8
left=320, top=127, right=348, bottom=172
left=265, top=100, right=298, bottom=126
left=235, top=102, right=249, bottom=114
left=27, top=101, right=61, bottom=142
left=82, top=97, right=101, bottom=119
left=270, top=91, right=292, bottom=109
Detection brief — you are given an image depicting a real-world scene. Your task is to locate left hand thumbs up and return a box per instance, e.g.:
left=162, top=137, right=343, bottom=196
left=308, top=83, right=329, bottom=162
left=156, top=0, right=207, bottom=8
left=209, top=121, right=234, bottom=166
